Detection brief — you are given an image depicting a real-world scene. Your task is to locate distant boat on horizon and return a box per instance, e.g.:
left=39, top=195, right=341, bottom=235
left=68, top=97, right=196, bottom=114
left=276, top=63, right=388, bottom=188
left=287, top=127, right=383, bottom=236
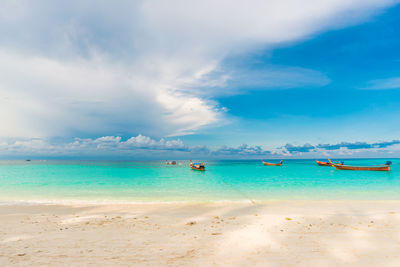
left=166, top=161, right=177, bottom=165
left=261, top=160, right=283, bottom=166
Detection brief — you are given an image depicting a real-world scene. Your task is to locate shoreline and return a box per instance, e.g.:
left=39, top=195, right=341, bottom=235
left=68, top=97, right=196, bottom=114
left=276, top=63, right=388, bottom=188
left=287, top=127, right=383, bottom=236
left=2, top=198, right=400, bottom=206
left=1, top=201, right=400, bottom=266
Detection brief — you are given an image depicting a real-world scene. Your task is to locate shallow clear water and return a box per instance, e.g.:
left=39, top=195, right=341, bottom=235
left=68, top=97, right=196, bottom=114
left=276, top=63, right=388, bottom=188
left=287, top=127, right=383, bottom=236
left=0, top=159, right=398, bottom=202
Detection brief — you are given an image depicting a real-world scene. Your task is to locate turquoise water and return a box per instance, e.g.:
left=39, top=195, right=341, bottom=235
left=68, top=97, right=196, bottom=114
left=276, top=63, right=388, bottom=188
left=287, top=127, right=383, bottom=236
left=0, top=159, right=399, bottom=202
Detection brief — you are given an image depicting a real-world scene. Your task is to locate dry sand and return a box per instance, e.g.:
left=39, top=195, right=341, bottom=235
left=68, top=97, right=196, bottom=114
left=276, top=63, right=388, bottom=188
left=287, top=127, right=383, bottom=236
left=1, top=201, right=400, bottom=266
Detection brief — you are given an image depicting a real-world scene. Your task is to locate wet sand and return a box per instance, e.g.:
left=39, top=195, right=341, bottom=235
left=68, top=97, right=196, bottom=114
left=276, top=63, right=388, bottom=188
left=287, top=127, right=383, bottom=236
left=1, top=201, right=400, bottom=266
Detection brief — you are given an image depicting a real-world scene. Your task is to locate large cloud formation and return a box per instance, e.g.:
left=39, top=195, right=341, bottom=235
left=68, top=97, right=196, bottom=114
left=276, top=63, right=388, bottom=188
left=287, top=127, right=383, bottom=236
left=0, top=0, right=396, bottom=141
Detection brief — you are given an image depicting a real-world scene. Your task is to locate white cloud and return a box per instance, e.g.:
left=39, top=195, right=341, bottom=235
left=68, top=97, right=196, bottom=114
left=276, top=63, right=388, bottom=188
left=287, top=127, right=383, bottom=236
left=0, top=135, right=189, bottom=158
left=213, top=144, right=269, bottom=156
left=0, top=0, right=397, bottom=140
left=363, top=77, right=400, bottom=90
left=276, top=140, right=400, bottom=158
left=0, top=48, right=223, bottom=138
left=70, top=135, right=188, bottom=152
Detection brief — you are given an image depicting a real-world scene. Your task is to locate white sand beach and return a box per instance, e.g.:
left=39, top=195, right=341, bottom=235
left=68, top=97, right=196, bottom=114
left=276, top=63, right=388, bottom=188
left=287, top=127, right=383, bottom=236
left=1, top=201, right=400, bottom=266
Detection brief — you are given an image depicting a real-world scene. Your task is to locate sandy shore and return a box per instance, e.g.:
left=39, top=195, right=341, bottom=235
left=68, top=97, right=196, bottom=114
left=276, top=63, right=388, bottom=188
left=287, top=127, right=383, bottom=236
left=1, top=201, right=400, bottom=266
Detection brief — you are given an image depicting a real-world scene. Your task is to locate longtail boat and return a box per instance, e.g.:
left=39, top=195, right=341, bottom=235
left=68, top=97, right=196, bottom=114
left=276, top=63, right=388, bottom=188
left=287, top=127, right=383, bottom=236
left=262, top=160, right=283, bottom=166
left=166, top=160, right=177, bottom=165
left=328, top=159, right=391, bottom=171
left=190, top=160, right=205, bottom=171
left=315, top=159, right=343, bottom=166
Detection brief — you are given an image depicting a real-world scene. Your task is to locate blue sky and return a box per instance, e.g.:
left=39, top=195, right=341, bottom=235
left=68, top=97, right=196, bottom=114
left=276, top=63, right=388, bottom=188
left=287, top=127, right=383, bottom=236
left=181, top=2, right=400, bottom=156
left=0, top=0, right=400, bottom=159
left=200, top=4, right=400, bottom=145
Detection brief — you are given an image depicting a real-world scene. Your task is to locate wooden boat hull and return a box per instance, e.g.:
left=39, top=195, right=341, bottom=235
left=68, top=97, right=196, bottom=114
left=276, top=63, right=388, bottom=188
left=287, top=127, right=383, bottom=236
left=316, top=160, right=332, bottom=166
left=191, top=166, right=205, bottom=171
left=332, top=165, right=390, bottom=171
left=262, top=160, right=283, bottom=166
left=328, top=159, right=390, bottom=171
left=190, top=160, right=205, bottom=171
left=315, top=160, right=343, bottom=166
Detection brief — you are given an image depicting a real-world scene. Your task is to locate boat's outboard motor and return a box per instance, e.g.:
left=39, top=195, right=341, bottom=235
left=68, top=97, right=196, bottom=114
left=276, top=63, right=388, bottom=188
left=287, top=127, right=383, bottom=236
left=386, top=161, right=392, bottom=165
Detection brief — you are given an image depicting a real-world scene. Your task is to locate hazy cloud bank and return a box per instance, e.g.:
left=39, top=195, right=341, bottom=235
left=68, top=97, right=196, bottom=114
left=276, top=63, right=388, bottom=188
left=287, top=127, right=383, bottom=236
left=282, top=140, right=400, bottom=155
left=1, top=136, right=399, bottom=159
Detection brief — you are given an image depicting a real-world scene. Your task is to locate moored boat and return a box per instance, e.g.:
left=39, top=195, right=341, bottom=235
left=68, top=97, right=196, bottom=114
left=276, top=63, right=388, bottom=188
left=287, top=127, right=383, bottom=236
left=166, top=161, right=177, bottom=165
left=328, top=159, right=391, bottom=171
left=315, top=159, right=343, bottom=166
left=190, top=160, right=205, bottom=171
left=262, top=160, right=283, bottom=166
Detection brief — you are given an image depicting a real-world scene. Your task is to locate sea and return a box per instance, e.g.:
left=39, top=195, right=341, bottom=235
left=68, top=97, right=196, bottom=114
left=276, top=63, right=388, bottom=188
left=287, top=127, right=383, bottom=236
left=0, top=159, right=398, bottom=203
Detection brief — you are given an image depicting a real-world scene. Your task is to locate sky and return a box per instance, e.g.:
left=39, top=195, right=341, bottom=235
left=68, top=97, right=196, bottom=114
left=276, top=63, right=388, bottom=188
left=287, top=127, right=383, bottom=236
left=0, top=0, right=400, bottom=159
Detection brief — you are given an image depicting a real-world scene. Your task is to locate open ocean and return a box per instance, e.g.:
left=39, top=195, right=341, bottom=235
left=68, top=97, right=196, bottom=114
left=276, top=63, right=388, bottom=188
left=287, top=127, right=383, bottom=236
left=0, top=159, right=398, bottom=203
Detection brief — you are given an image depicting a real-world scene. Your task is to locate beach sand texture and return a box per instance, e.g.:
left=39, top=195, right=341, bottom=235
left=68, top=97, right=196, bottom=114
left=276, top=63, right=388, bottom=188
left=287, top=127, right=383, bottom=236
left=1, top=201, right=400, bottom=266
